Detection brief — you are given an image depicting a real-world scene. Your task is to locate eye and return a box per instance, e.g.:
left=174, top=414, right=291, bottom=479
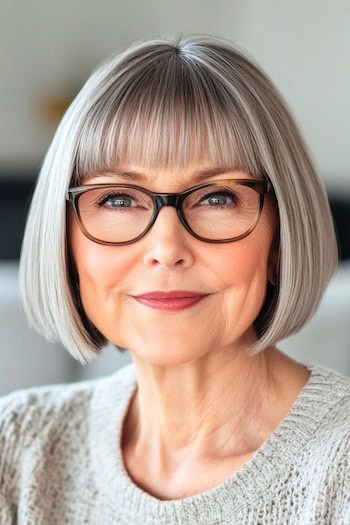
left=97, top=192, right=136, bottom=208
left=199, top=190, right=238, bottom=207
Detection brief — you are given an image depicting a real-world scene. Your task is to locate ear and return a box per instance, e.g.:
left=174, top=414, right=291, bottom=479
left=267, top=230, right=280, bottom=287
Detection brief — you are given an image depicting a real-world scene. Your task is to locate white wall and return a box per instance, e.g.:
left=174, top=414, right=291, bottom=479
left=1, top=0, right=350, bottom=190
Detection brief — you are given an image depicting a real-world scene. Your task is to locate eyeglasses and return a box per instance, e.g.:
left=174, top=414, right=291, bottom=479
left=66, top=178, right=272, bottom=245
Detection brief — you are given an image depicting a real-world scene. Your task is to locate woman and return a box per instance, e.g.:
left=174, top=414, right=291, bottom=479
left=1, top=35, right=349, bottom=524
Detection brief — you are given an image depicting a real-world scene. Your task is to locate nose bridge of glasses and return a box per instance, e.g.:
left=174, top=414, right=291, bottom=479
left=152, top=194, right=187, bottom=233
left=154, top=194, right=181, bottom=208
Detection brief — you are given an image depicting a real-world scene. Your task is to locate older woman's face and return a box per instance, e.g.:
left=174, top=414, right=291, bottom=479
left=69, top=163, right=278, bottom=366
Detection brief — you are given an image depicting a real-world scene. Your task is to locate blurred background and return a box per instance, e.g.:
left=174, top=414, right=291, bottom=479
left=1, top=0, right=349, bottom=396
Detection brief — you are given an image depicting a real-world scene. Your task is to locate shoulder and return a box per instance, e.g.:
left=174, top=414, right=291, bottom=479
left=290, top=363, right=350, bottom=469
left=313, top=371, right=350, bottom=520
left=0, top=378, right=90, bottom=507
left=303, top=365, right=350, bottom=480
left=0, top=377, right=96, bottom=444
left=0, top=376, right=95, bottom=483
left=0, top=363, right=135, bottom=493
left=0, top=362, right=135, bottom=431
left=309, top=363, right=350, bottom=436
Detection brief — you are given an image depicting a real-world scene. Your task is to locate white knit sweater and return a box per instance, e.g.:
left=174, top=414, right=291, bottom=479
left=0, top=361, right=349, bottom=524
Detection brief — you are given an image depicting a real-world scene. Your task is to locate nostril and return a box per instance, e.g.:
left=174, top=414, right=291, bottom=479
left=150, top=257, right=185, bottom=269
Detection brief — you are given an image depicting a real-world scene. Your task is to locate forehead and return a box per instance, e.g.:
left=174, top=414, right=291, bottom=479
left=81, top=163, right=255, bottom=189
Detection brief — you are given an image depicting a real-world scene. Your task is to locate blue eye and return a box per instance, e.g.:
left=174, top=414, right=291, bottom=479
left=200, top=190, right=237, bottom=206
left=98, top=193, right=134, bottom=208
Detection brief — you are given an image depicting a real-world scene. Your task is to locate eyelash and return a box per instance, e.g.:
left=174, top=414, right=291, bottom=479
left=97, top=192, right=137, bottom=207
left=200, top=190, right=237, bottom=203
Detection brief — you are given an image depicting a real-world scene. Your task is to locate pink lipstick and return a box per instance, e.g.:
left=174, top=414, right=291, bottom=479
left=132, top=291, right=209, bottom=311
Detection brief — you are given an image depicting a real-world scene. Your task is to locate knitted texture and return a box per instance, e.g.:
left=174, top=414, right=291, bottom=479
left=0, top=361, right=349, bottom=525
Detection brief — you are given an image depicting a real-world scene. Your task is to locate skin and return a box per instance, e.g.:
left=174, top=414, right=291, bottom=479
left=69, top=163, right=310, bottom=500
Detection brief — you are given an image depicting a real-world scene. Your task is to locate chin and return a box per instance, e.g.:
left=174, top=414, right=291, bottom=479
left=128, top=338, right=210, bottom=367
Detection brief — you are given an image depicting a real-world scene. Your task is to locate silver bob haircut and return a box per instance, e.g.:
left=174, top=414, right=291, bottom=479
left=19, top=35, right=338, bottom=365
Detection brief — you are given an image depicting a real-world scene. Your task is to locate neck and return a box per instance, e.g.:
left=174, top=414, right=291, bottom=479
left=122, top=343, right=309, bottom=471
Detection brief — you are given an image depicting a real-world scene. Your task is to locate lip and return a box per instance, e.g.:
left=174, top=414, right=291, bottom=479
left=132, top=291, right=210, bottom=312
left=134, top=291, right=207, bottom=299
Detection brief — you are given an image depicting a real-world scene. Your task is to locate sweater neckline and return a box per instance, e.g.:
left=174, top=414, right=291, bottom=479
left=88, top=361, right=342, bottom=524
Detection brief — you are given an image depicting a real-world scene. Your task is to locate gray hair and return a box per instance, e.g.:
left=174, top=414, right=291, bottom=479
left=19, top=34, right=338, bottom=364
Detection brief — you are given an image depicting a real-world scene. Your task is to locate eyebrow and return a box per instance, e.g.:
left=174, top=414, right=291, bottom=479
left=86, top=166, right=245, bottom=183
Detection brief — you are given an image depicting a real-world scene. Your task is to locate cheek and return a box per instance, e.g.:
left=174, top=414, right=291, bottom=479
left=70, top=221, right=142, bottom=310
left=69, top=221, right=120, bottom=306
left=73, top=243, right=130, bottom=297
left=214, top=227, right=272, bottom=289
left=212, top=222, right=274, bottom=336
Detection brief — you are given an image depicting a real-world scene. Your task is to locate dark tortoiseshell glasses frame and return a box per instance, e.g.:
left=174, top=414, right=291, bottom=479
left=66, top=178, right=272, bottom=245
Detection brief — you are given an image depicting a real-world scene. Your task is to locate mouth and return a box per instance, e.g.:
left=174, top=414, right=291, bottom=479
left=131, top=291, right=210, bottom=312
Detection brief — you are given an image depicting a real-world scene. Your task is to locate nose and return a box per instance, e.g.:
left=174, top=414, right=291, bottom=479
left=142, top=207, right=195, bottom=269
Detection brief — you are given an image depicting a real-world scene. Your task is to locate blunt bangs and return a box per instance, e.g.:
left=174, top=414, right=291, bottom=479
left=72, top=44, right=263, bottom=184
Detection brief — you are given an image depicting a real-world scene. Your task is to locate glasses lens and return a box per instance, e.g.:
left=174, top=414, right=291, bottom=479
left=77, top=187, right=153, bottom=243
left=183, top=183, right=260, bottom=241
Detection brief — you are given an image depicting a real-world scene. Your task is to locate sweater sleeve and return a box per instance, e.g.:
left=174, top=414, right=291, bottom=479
left=329, top=429, right=350, bottom=524
left=0, top=386, right=58, bottom=522
left=0, top=390, right=28, bottom=524
left=0, top=380, right=95, bottom=525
